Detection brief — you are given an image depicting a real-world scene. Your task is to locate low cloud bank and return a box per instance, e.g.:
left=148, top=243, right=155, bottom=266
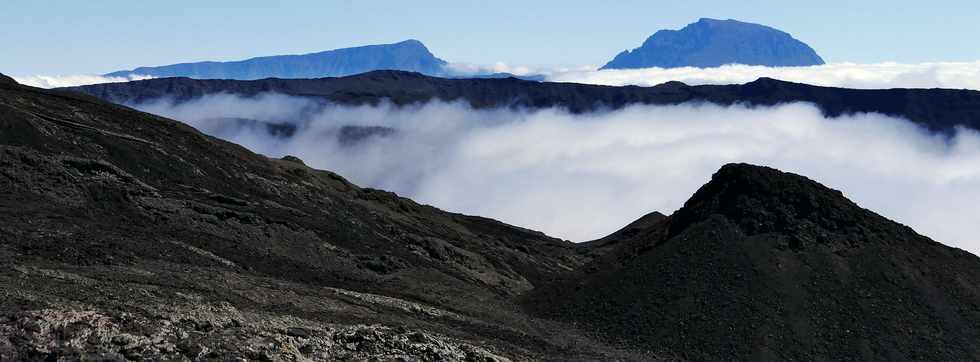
left=12, top=74, right=153, bottom=88
left=134, top=94, right=980, bottom=255
left=447, top=61, right=980, bottom=90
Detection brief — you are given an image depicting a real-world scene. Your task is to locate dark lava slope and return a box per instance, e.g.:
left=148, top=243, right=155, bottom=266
left=68, top=71, right=980, bottom=133
left=528, top=164, right=980, bottom=360
left=0, top=75, right=639, bottom=361
left=6, top=74, right=980, bottom=360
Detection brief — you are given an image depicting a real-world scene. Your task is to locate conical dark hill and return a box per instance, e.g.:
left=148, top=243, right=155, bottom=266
left=530, top=163, right=980, bottom=361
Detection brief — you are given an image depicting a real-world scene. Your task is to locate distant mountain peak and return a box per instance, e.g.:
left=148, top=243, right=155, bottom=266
left=104, top=40, right=448, bottom=80
left=696, top=17, right=746, bottom=24
left=602, top=18, right=825, bottom=69
left=362, top=39, right=430, bottom=51
left=395, top=38, right=424, bottom=45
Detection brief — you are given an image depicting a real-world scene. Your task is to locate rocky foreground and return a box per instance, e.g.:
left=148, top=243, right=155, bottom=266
left=4, top=74, right=980, bottom=360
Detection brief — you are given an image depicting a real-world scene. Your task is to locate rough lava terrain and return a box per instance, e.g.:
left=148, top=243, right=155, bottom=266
left=4, top=73, right=980, bottom=360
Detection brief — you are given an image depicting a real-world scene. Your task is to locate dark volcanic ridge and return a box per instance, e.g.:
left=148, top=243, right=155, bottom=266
left=67, top=71, right=980, bottom=134
left=4, top=76, right=980, bottom=360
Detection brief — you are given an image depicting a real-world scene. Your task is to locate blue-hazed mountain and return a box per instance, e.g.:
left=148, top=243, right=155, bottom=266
left=601, top=18, right=825, bottom=70
left=104, top=39, right=448, bottom=80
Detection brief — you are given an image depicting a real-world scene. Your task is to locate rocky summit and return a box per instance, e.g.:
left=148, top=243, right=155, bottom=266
left=601, top=18, right=825, bottom=69
left=3, top=78, right=980, bottom=360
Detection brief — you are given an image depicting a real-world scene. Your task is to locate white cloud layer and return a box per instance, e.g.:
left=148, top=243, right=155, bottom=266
left=548, top=62, right=980, bottom=89
left=12, top=74, right=153, bottom=88
left=134, top=94, right=980, bottom=255
left=447, top=61, right=980, bottom=90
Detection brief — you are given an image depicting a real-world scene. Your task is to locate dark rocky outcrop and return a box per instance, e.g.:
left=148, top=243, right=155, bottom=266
left=104, top=39, right=448, bottom=80
left=601, top=18, right=825, bottom=69
left=67, top=71, right=980, bottom=134
left=0, top=308, right=510, bottom=361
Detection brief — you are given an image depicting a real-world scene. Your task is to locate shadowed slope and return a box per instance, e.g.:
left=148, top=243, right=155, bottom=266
left=0, top=78, right=638, bottom=360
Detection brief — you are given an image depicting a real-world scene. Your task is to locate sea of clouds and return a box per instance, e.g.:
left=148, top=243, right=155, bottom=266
left=134, top=94, right=980, bottom=254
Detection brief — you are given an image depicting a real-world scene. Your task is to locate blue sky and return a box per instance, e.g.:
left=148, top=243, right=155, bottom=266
left=3, top=0, right=979, bottom=75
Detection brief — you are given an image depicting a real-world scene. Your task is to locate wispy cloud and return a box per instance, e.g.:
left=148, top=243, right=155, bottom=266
left=133, top=95, right=980, bottom=254
left=12, top=74, right=154, bottom=88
